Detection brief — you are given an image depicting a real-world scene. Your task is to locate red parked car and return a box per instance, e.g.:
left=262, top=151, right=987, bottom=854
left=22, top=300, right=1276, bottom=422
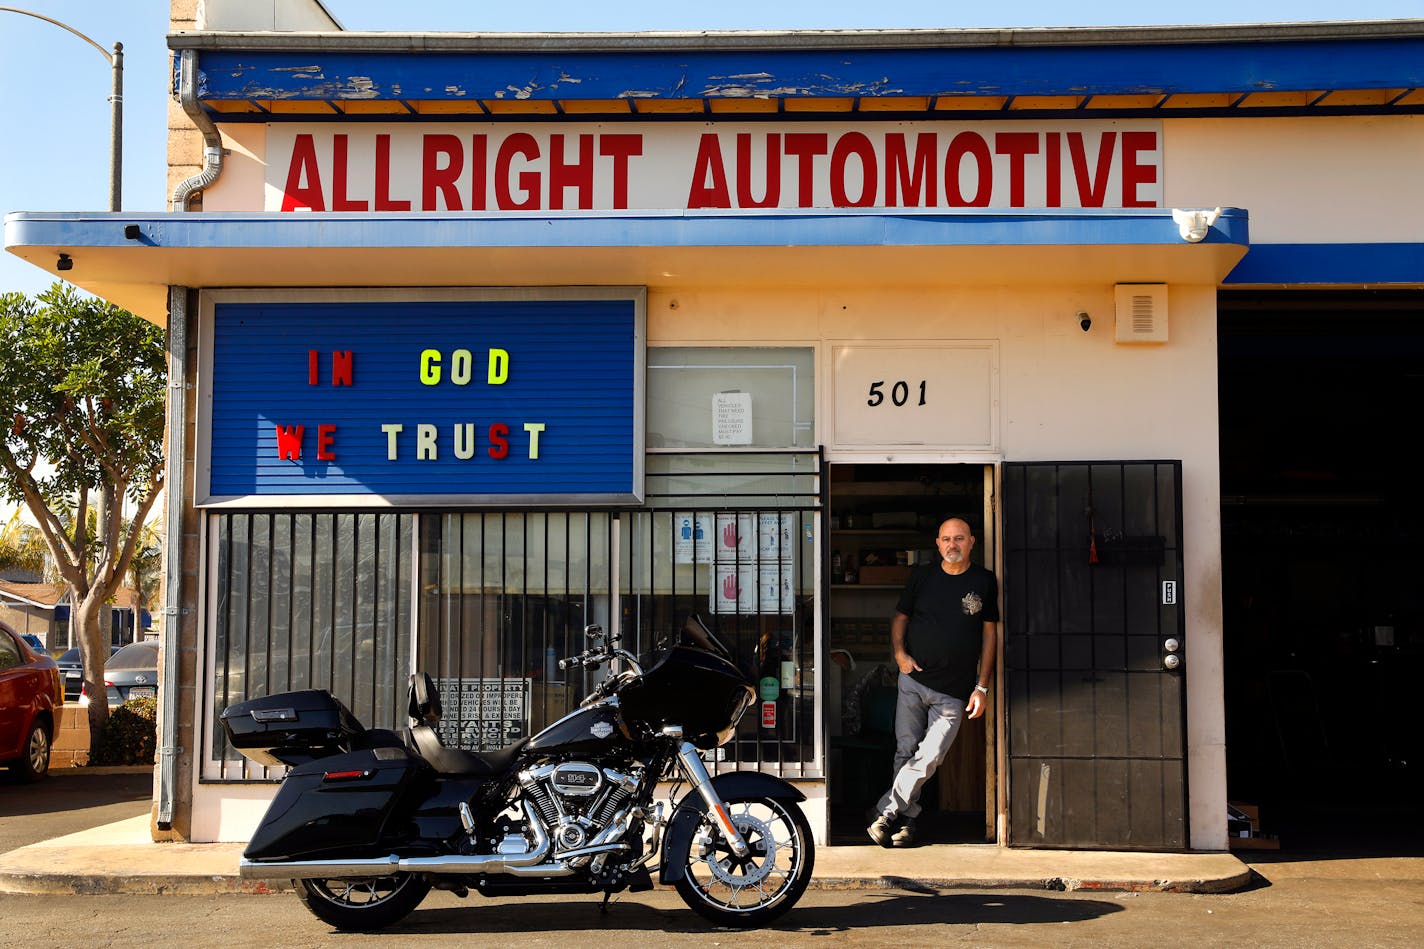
left=0, top=621, right=63, bottom=781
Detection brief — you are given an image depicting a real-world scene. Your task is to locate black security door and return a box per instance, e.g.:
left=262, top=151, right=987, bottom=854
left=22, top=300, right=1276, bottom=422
left=1003, top=462, right=1187, bottom=849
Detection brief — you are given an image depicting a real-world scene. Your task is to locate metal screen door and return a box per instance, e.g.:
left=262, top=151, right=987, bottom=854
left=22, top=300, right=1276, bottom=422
left=1003, top=461, right=1187, bottom=849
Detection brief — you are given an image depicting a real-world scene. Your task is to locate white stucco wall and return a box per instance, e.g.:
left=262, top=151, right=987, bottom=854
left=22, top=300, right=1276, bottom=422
left=1165, top=115, right=1424, bottom=244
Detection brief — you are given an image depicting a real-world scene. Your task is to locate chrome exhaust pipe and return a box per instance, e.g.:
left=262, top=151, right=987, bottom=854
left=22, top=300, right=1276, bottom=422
left=239, top=801, right=553, bottom=881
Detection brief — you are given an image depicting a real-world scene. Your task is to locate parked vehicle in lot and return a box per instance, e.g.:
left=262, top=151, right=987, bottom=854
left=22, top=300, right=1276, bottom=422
left=56, top=645, right=122, bottom=702
left=0, top=621, right=62, bottom=781
left=96, top=641, right=159, bottom=705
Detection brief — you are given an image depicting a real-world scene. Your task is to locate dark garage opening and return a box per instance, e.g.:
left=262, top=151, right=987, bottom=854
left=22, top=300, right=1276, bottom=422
left=1219, top=289, right=1424, bottom=856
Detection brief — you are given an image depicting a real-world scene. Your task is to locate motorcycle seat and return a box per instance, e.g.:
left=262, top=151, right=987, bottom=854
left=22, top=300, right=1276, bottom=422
left=404, top=671, right=529, bottom=775
left=408, top=723, right=529, bottom=776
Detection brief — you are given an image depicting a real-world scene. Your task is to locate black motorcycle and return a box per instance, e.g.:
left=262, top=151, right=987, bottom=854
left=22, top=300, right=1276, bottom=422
left=220, top=615, right=815, bottom=930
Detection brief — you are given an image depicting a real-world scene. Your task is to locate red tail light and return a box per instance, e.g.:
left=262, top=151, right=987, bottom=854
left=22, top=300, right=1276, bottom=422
left=322, top=770, right=371, bottom=782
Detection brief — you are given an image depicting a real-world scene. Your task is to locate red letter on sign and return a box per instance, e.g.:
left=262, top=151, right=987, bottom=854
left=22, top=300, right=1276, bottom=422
left=885, top=133, right=936, bottom=208
left=496, top=134, right=541, bottom=211
left=945, top=132, right=992, bottom=207
left=488, top=423, right=510, bottom=459
left=1121, top=131, right=1157, bottom=207
left=317, top=424, right=337, bottom=461
left=374, top=134, right=411, bottom=211
left=687, top=134, right=731, bottom=209
left=331, top=351, right=353, bottom=386
left=1045, top=132, right=1062, bottom=207
left=831, top=132, right=877, bottom=207
left=332, top=135, right=369, bottom=211
left=550, top=134, right=594, bottom=210
left=275, top=425, right=305, bottom=460
left=994, top=132, right=1039, bottom=208
left=784, top=133, right=829, bottom=207
left=308, top=350, right=320, bottom=385
left=1069, top=132, right=1116, bottom=208
left=736, top=133, right=781, bottom=208
left=422, top=134, right=464, bottom=210
left=600, top=134, right=643, bottom=209
left=281, top=134, right=325, bottom=211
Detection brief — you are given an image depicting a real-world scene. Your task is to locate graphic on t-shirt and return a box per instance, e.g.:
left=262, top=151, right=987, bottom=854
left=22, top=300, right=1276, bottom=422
left=961, top=592, right=983, bottom=615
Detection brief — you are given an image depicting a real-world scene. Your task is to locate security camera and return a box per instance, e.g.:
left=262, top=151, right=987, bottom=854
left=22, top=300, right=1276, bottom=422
left=57, top=253, right=73, bottom=272
left=1077, top=311, right=1091, bottom=332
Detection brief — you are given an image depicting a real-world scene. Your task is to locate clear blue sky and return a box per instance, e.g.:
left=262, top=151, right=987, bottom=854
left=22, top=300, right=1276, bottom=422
left=2, top=0, right=1422, bottom=299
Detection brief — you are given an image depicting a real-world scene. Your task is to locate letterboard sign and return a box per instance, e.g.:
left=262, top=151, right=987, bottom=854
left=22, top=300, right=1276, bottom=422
left=200, top=289, right=645, bottom=506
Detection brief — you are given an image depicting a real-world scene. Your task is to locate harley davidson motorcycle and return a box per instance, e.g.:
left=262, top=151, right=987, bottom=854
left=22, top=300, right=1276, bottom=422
left=221, top=615, right=815, bottom=930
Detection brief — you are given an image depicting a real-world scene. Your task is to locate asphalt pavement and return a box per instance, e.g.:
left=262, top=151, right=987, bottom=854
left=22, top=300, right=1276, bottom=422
left=3, top=767, right=1421, bottom=947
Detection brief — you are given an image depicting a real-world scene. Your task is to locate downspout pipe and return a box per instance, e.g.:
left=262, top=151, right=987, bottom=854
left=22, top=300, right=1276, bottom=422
left=156, top=285, right=187, bottom=830
left=171, top=48, right=224, bottom=211
left=158, top=45, right=217, bottom=830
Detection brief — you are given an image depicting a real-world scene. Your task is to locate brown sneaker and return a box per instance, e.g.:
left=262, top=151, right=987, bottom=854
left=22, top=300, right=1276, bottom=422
left=890, top=818, right=917, bottom=848
left=867, top=814, right=895, bottom=848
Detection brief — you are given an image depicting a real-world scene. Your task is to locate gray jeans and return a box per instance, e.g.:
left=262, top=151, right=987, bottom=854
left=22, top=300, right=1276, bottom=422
left=875, top=673, right=966, bottom=820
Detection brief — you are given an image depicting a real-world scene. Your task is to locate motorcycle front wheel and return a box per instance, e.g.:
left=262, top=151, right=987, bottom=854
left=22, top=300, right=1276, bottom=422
left=296, top=873, right=431, bottom=931
left=673, top=795, right=815, bottom=928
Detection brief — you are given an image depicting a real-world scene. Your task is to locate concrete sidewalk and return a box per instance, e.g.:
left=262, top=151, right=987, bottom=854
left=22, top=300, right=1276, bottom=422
left=0, top=814, right=1252, bottom=896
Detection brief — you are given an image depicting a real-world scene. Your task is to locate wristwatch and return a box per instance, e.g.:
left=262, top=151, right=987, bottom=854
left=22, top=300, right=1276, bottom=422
left=973, top=684, right=989, bottom=695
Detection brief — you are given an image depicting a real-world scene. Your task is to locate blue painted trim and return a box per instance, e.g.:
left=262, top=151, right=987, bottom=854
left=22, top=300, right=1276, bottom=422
left=4, top=207, right=1249, bottom=252
left=1225, top=243, right=1423, bottom=285
left=191, top=39, right=1424, bottom=103
left=207, top=298, right=640, bottom=501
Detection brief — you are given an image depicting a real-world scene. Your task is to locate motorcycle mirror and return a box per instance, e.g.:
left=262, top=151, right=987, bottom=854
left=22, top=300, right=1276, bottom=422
left=584, top=624, right=604, bottom=641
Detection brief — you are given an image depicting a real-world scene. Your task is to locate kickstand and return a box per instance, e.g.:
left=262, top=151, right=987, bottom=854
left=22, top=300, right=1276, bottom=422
left=600, top=890, right=615, bottom=915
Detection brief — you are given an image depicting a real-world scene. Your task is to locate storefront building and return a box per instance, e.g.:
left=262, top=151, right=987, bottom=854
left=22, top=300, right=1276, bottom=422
left=6, top=2, right=1422, bottom=851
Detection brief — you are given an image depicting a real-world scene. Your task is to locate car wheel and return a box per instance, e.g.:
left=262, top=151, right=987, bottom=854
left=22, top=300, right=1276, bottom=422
left=14, top=721, right=52, bottom=782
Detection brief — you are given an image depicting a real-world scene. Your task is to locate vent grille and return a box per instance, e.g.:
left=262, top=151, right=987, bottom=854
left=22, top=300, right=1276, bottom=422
left=1114, top=284, right=1168, bottom=343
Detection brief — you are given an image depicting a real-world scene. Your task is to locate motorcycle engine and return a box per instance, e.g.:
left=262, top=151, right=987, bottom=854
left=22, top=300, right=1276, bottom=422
left=519, top=761, right=641, bottom=853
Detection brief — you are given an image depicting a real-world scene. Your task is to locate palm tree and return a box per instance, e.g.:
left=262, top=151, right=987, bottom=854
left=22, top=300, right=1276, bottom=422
left=0, top=510, right=53, bottom=579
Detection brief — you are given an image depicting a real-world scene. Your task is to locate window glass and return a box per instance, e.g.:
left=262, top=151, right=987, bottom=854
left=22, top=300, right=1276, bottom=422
left=203, top=511, right=414, bottom=779
left=647, top=347, right=814, bottom=450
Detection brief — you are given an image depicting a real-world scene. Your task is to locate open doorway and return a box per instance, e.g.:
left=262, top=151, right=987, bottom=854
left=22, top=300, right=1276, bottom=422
left=824, top=462, right=994, bottom=845
left=1220, top=290, right=1424, bottom=856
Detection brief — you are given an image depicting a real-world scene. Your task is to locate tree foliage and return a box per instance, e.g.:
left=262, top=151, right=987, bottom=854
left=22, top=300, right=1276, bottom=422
left=0, top=282, right=166, bottom=748
left=0, top=510, right=52, bottom=578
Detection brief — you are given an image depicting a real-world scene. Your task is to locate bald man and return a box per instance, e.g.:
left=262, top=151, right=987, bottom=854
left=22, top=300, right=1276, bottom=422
left=867, top=516, right=998, bottom=848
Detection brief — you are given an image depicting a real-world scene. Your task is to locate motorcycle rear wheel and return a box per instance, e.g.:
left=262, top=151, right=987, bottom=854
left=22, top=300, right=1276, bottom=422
left=296, top=872, right=431, bottom=931
left=673, top=795, right=815, bottom=928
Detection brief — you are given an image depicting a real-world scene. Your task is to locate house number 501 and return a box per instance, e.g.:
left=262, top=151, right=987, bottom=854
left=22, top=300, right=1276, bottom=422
left=866, top=380, right=928, bottom=407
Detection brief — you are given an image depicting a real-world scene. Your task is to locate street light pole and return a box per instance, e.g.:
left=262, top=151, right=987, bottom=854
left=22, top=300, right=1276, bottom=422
left=0, top=7, right=123, bottom=211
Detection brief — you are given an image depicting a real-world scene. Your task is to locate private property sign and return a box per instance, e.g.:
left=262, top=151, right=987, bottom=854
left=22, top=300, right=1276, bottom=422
left=264, top=121, right=1164, bottom=212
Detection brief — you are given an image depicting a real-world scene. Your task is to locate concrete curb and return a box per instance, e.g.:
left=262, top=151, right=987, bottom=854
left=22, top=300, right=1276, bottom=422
left=47, top=765, right=153, bottom=777
left=0, top=815, right=1254, bottom=897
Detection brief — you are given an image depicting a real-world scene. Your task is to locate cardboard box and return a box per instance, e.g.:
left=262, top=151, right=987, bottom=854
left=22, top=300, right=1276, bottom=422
left=859, top=565, right=911, bottom=585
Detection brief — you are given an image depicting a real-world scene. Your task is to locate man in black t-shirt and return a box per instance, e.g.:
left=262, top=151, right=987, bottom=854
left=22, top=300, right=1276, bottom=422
left=867, top=516, right=998, bottom=848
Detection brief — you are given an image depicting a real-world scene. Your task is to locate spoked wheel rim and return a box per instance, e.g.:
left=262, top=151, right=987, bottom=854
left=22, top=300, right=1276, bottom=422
left=682, top=798, right=808, bottom=917
left=305, top=874, right=416, bottom=909
left=297, top=871, right=430, bottom=931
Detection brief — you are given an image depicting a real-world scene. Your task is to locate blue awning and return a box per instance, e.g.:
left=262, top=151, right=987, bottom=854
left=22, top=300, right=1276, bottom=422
left=5, top=207, right=1249, bottom=323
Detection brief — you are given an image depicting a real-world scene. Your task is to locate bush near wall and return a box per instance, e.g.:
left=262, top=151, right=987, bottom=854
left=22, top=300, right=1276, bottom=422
left=90, top=697, right=158, bottom=766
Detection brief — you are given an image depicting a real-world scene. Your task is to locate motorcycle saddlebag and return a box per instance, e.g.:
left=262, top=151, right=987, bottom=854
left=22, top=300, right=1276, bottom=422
left=244, top=745, right=426, bottom=862
left=221, top=689, right=364, bottom=768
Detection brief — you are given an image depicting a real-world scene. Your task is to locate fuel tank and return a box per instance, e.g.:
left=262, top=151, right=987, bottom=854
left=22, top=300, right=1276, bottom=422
left=524, top=702, right=632, bottom=756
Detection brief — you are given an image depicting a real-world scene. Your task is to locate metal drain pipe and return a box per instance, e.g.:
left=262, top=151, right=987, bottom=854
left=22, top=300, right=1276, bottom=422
left=171, top=48, right=224, bottom=211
